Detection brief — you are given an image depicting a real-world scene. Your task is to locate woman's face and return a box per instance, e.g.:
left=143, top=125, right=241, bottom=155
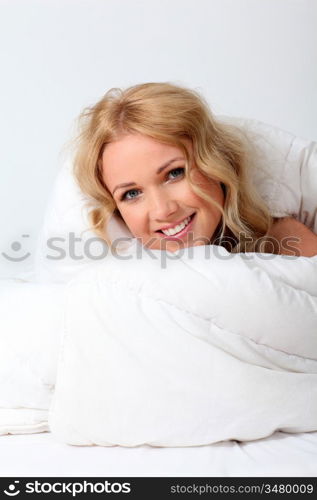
left=101, top=134, right=225, bottom=252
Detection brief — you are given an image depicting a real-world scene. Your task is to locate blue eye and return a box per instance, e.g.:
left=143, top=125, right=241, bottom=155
left=168, top=167, right=185, bottom=179
left=120, top=188, right=141, bottom=201
left=119, top=167, right=185, bottom=202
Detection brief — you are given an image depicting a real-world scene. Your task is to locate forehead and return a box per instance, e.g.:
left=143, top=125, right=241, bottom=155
left=101, top=134, right=191, bottom=188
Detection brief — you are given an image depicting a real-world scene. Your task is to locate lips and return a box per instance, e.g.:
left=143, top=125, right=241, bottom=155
left=156, top=213, right=195, bottom=233
left=156, top=213, right=196, bottom=239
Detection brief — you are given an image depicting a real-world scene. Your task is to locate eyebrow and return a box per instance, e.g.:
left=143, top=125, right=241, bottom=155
left=112, top=157, right=184, bottom=196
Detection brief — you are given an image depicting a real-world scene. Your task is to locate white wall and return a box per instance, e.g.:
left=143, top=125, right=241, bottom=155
left=1, top=0, right=316, bottom=278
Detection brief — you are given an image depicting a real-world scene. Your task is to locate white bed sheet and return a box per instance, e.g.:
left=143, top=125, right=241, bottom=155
left=1, top=431, right=316, bottom=477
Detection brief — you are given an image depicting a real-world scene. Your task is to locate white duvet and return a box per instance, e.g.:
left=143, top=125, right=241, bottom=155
left=0, top=280, right=64, bottom=435
left=49, top=243, right=317, bottom=446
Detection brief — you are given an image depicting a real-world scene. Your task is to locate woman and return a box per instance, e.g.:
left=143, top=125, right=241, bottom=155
left=72, top=82, right=317, bottom=257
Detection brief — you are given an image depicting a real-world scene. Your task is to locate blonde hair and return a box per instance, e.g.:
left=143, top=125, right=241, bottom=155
left=72, top=82, right=274, bottom=253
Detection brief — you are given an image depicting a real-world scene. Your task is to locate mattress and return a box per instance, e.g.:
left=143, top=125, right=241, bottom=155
left=1, top=430, right=317, bottom=477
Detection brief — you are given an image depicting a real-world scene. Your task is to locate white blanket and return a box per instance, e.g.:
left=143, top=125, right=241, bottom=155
left=49, top=243, right=317, bottom=447
left=0, top=280, right=64, bottom=435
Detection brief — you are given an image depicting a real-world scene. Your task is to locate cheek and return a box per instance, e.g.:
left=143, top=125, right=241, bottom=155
left=209, top=183, right=225, bottom=209
left=117, top=207, right=147, bottom=236
left=189, top=179, right=225, bottom=211
left=189, top=170, right=224, bottom=201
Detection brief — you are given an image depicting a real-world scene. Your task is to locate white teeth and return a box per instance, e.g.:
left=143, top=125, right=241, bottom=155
left=161, top=216, right=191, bottom=236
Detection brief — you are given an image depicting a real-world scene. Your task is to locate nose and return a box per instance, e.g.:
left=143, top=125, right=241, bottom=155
left=148, top=189, right=179, bottom=222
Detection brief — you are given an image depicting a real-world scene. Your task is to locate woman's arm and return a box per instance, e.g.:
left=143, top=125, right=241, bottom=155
left=267, top=216, right=317, bottom=257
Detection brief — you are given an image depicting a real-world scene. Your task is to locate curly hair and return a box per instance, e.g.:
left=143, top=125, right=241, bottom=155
left=71, top=82, right=274, bottom=253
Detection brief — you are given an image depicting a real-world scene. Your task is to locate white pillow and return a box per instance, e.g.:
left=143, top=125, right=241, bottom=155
left=33, top=160, right=132, bottom=284
left=34, top=117, right=317, bottom=284
left=48, top=245, right=317, bottom=447
left=220, top=116, right=317, bottom=228
left=0, top=279, right=65, bottom=435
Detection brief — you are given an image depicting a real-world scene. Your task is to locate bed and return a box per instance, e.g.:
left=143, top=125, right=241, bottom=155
left=1, top=117, right=316, bottom=477
left=1, top=431, right=317, bottom=477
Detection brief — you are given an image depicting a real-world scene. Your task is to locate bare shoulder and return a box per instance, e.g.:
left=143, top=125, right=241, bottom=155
left=267, top=217, right=317, bottom=257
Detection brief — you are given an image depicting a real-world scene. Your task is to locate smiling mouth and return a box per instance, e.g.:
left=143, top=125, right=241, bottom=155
left=156, top=213, right=196, bottom=237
